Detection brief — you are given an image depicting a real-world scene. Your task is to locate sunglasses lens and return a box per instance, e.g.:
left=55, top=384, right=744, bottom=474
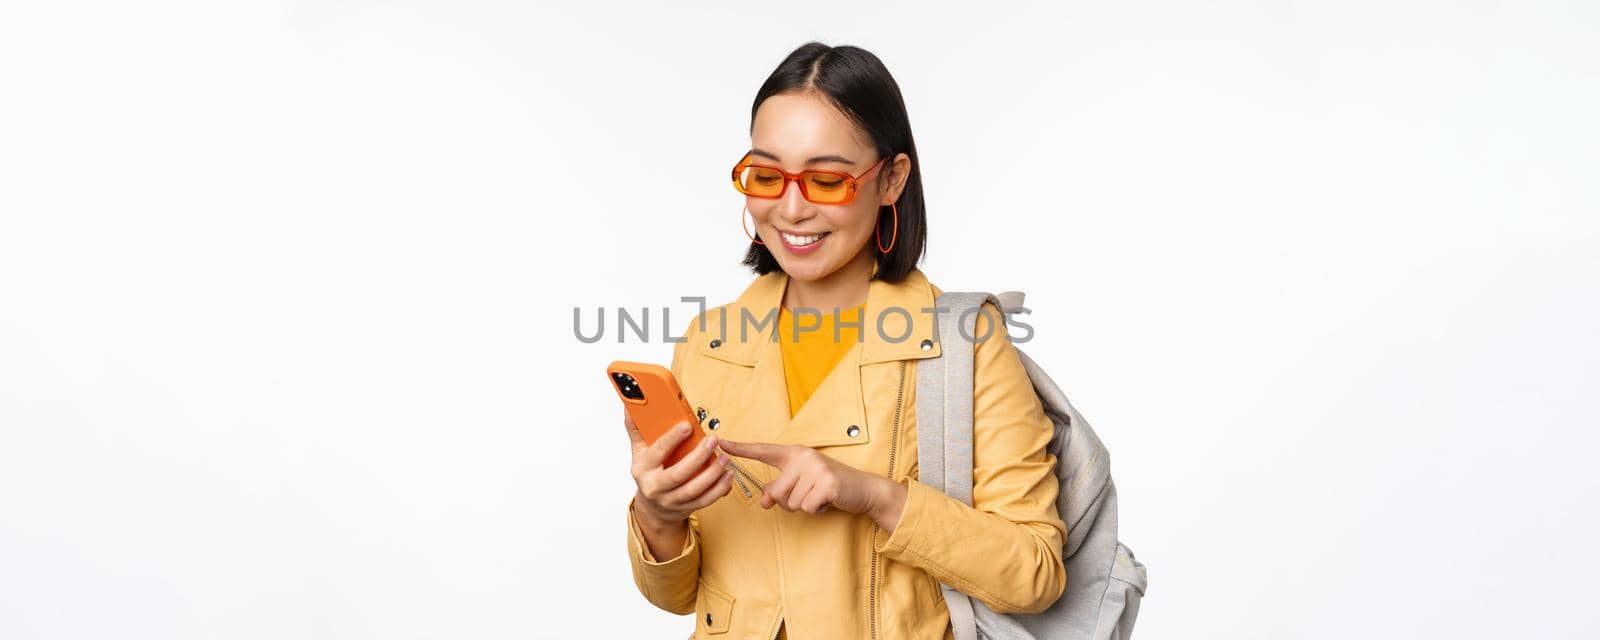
left=738, top=165, right=786, bottom=197
left=801, top=172, right=851, bottom=204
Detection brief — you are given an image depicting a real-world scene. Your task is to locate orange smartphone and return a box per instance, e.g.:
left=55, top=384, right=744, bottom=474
left=607, top=360, right=713, bottom=471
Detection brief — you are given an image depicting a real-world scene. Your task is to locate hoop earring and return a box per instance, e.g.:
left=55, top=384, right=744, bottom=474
left=876, top=202, right=898, bottom=254
left=741, top=204, right=765, bottom=245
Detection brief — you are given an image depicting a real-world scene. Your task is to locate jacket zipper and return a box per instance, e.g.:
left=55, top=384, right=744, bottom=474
left=731, top=469, right=753, bottom=498
left=869, top=360, right=908, bottom=640
left=770, top=615, right=784, bottom=640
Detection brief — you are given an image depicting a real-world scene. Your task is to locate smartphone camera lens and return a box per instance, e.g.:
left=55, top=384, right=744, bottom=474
left=612, top=372, right=644, bottom=400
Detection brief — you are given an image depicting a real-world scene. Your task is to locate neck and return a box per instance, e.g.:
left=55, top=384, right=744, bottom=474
left=783, top=248, right=875, bottom=312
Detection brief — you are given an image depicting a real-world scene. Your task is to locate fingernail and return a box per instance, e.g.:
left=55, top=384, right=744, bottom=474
left=677, top=423, right=690, bottom=435
left=718, top=454, right=729, bottom=467
left=703, top=435, right=718, bottom=449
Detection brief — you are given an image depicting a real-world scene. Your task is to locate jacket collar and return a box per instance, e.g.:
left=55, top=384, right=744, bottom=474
left=694, top=263, right=944, bottom=367
left=691, top=263, right=945, bottom=450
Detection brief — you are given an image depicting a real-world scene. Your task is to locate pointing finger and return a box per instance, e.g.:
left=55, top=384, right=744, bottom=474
left=759, top=467, right=801, bottom=511
left=717, top=439, right=791, bottom=466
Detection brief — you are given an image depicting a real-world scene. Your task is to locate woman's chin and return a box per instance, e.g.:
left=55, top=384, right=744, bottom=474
left=775, top=258, right=832, bottom=283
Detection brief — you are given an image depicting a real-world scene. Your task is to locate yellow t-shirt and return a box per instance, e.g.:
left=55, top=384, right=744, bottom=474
left=777, top=303, right=865, bottom=418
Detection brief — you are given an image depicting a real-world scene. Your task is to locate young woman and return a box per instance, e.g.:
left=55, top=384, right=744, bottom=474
left=621, top=42, right=1067, bottom=639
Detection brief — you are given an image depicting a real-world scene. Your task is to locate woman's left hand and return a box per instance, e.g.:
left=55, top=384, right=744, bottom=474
left=716, top=439, right=908, bottom=528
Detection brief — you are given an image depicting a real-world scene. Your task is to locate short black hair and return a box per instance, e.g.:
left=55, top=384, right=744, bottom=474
left=740, top=42, right=927, bottom=284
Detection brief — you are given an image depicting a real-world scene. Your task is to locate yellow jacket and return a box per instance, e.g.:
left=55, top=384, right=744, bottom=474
left=625, top=267, right=1068, bottom=639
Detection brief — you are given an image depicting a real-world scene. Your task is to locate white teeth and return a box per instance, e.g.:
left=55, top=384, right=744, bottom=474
left=782, top=231, right=826, bottom=246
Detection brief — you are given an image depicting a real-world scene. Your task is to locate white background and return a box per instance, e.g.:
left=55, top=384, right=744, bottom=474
left=2, top=1, right=1596, bottom=638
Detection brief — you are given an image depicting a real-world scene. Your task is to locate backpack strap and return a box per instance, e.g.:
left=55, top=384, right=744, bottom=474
left=917, top=291, right=1005, bottom=640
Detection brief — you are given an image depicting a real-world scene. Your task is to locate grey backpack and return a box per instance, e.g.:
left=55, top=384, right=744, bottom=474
left=918, top=291, right=1148, bottom=640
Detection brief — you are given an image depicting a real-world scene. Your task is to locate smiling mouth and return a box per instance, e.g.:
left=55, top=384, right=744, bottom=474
left=780, top=231, right=829, bottom=246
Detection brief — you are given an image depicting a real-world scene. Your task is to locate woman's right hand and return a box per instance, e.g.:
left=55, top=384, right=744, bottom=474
left=624, top=413, right=736, bottom=527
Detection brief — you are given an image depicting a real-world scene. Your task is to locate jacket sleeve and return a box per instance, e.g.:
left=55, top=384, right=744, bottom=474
left=622, top=320, right=702, bottom=614
left=873, top=302, right=1069, bottom=614
left=625, top=496, right=702, bottom=614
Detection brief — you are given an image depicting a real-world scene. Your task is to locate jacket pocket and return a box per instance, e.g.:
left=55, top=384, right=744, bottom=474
left=695, top=580, right=736, bottom=635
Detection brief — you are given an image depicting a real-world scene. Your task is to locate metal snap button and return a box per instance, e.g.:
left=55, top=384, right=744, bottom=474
left=919, top=338, right=933, bottom=351
left=696, top=407, right=708, bottom=422
left=709, top=338, right=722, bottom=349
left=707, top=418, right=720, bottom=430
left=846, top=424, right=860, bottom=438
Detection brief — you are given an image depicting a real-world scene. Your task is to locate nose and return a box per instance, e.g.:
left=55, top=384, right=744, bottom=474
left=772, top=177, right=812, bottom=225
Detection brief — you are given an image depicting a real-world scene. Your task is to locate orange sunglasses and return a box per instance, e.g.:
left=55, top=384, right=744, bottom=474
left=731, top=153, right=886, bottom=205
